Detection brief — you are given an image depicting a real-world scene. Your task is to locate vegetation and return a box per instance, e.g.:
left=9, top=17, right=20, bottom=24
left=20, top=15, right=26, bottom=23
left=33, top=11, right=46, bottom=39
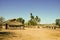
left=28, top=19, right=37, bottom=26
left=35, top=16, right=41, bottom=24
left=56, top=19, right=60, bottom=27
left=28, top=13, right=41, bottom=26
left=17, top=17, right=25, bottom=25
left=1, top=14, right=60, bottom=29
left=0, top=16, right=4, bottom=26
left=30, top=13, right=34, bottom=20
left=0, top=13, right=41, bottom=27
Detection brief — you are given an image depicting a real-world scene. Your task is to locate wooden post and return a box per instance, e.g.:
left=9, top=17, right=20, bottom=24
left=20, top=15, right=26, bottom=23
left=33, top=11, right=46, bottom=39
left=5, top=23, right=8, bottom=29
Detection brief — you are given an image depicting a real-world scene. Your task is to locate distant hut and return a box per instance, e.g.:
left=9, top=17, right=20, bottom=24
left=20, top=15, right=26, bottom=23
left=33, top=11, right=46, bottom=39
left=45, top=24, right=59, bottom=29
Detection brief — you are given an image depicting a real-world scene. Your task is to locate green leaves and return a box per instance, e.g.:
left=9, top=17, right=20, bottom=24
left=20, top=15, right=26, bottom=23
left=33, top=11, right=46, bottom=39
left=28, top=19, right=37, bottom=26
left=35, top=16, right=41, bottom=23
left=30, top=13, right=34, bottom=19
left=28, top=13, right=41, bottom=26
left=16, top=17, right=25, bottom=24
left=56, top=19, right=60, bottom=26
left=0, top=16, right=4, bottom=26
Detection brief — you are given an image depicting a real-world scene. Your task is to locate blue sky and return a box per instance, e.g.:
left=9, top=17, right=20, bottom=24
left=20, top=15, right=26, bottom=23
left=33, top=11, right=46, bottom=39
left=0, top=0, right=60, bottom=24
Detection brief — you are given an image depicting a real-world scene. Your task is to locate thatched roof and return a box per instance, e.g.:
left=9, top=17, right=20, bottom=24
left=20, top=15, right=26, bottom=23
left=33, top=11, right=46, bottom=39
left=7, top=21, right=23, bottom=25
left=4, top=19, right=23, bottom=25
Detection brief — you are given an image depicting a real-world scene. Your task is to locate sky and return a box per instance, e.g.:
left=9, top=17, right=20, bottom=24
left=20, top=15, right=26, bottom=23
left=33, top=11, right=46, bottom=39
left=0, top=0, right=60, bottom=24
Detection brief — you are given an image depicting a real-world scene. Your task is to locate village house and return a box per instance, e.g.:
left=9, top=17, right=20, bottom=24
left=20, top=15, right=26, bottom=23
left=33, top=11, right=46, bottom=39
left=3, top=19, right=24, bottom=30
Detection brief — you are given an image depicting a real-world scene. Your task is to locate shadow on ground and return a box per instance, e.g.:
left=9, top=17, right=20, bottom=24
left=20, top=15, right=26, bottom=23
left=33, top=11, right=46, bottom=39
left=0, top=31, right=16, bottom=40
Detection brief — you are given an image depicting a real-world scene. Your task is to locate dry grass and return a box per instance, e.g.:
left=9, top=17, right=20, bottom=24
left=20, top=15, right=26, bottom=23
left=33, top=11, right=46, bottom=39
left=0, top=28, right=60, bottom=40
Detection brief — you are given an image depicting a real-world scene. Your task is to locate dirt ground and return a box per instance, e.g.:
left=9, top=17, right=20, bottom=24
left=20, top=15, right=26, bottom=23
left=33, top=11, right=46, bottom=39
left=0, top=28, right=60, bottom=40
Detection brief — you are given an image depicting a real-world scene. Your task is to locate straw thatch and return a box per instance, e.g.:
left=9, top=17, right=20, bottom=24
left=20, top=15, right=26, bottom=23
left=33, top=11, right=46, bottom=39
left=7, top=21, right=23, bottom=26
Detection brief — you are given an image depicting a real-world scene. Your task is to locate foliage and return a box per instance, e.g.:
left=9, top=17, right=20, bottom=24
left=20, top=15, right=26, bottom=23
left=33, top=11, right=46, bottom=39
left=28, top=13, right=41, bottom=26
left=30, top=13, right=34, bottom=19
left=35, top=16, right=41, bottom=24
left=16, top=17, right=25, bottom=24
left=56, top=19, right=60, bottom=26
left=28, top=19, right=37, bottom=26
left=0, top=16, right=5, bottom=26
left=22, top=19, right=25, bottom=24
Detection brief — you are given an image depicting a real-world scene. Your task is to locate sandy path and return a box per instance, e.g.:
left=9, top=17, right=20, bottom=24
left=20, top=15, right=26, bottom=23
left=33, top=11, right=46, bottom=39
left=0, top=28, right=60, bottom=40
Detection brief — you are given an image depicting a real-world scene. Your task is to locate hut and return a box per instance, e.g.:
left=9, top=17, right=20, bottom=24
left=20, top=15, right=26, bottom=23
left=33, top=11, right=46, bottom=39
left=4, top=19, right=24, bottom=29
left=45, top=24, right=59, bottom=29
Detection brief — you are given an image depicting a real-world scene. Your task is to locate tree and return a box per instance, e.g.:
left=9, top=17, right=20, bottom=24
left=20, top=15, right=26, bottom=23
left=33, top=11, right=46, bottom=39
left=56, top=19, right=60, bottom=26
left=0, top=16, right=5, bottom=26
left=35, top=16, right=41, bottom=24
left=28, top=19, right=37, bottom=26
left=28, top=13, right=36, bottom=26
left=28, top=13, right=41, bottom=26
left=17, top=17, right=25, bottom=24
left=22, top=19, right=25, bottom=25
left=30, top=13, right=34, bottom=20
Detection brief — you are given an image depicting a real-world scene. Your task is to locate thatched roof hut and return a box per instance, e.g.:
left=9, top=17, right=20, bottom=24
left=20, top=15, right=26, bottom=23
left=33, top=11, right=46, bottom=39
left=3, top=19, right=25, bottom=29
left=8, top=21, right=23, bottom=26
left=4, top=19, right=23, bottom=27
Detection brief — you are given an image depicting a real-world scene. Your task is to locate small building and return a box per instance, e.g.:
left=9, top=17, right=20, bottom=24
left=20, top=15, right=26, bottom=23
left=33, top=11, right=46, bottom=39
left=4, top=19, right=24, bottom=29
left=44, top=24, right=59, bottom=29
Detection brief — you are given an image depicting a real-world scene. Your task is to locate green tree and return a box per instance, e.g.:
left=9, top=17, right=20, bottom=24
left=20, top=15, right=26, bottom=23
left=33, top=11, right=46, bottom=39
left=17, top=17, right=25, bottom=24
left=56, top=19, right=60, bottom=26
left=28, top=19, right=37, bottom=26
left=22, top=19, right=25, bottom=25
left=30, top=13, right=34, bottom=20
left=35, top=16, right=41, bottom=24
left=0, top=16, right=5, bottom=26
left=28, top=13, right=36, bottom=26
left=28, top=13, right=41, bottom=26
